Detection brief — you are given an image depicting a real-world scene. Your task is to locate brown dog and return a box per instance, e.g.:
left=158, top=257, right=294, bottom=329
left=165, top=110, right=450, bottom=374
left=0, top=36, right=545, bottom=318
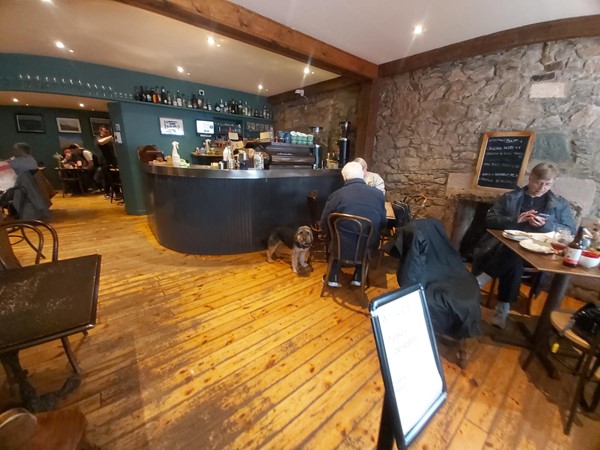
left=266, top=226, right=314, bottom=274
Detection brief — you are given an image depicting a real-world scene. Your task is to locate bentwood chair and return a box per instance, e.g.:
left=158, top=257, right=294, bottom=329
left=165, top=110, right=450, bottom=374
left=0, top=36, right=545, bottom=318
left=548, top=309, right=600, bottom=435
left=321, top=213, right=374, bottom=307
left=306, top=190, right=328, bottom=261
left=0, top=220, right=86, bottom=375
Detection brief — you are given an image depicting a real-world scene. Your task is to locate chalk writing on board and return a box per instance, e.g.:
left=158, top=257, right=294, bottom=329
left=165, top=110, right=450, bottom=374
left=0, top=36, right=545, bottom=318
left=474, top=132, right=535, bottom=189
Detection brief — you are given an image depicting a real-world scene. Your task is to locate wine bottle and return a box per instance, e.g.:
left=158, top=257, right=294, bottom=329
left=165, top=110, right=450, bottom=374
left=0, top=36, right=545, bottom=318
left=176, top=90, right=183, bottom=107
left=161, top=86, right=168, bottom=104
left=563, top=226, right=585, bottom=267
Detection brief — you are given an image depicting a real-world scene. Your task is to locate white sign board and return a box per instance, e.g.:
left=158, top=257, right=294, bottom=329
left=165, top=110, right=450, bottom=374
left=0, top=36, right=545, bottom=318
left=369, top=284, right=446, bottom=448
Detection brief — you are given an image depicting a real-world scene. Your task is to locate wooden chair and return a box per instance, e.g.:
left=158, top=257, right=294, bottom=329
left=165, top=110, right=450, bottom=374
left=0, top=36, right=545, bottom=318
left=57, top=168, right=84, bottom=197
left=321, top=213, right=374, bottom=307
left=549, top=310, right=600, bottom=435
left=306, top=190, right=328, bottom=261
left=485, top=268, right=542, bottom=315
left=0, top=220, right=86, bottom=374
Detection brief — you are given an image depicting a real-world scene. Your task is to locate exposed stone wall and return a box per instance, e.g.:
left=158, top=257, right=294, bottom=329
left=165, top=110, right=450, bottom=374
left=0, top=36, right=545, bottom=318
left=374, top=37, right=600, bottom=227
left=271, top=84, right=360, bottom=158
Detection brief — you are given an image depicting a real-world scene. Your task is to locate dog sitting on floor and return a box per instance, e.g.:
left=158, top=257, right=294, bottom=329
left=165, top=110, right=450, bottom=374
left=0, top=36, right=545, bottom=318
left=266, top=226, right=314, bottom=275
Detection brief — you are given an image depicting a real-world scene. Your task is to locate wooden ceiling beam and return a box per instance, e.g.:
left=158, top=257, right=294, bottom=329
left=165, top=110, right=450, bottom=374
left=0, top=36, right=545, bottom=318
left=114, top=0, right=377, bottom=80
left=379, top=15, right=600, bottom=78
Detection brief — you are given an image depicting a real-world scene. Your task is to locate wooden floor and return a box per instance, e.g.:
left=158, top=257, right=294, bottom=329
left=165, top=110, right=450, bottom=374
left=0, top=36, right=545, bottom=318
left=1, top=194, right=599, bottom=449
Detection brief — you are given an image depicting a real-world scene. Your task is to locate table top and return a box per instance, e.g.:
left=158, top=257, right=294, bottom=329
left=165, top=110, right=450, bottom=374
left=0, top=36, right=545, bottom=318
left=488, top=229, right=600, bottom=279
left=0, top=254, right=101, bottom=353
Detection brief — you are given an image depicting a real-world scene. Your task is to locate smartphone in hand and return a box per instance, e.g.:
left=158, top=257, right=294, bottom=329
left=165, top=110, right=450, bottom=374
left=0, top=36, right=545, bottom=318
left=536, top=213, right=549, bottom=219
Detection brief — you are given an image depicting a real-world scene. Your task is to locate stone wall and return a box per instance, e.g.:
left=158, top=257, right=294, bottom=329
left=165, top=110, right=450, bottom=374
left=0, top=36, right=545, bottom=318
left=271, top=84, right=360, bottom=159
left=374, top=37, right=600, bottom=227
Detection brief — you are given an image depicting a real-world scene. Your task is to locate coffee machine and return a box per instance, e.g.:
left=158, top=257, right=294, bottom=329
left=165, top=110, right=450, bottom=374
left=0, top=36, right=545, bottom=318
left=337, top=121, right=350, bottom=167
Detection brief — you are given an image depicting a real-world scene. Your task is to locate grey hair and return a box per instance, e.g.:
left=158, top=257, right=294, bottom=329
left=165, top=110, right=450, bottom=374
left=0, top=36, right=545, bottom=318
left=342, top=161, right=365, bottom=181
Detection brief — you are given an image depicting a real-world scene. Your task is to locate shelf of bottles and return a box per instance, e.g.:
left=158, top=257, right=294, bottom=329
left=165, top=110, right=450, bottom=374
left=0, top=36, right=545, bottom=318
left=135, top=86, right=273, bottom=120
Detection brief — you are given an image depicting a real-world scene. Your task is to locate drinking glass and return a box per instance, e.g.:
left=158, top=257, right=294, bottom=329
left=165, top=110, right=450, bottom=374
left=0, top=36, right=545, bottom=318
left=551, top=225, right=572, bottom=256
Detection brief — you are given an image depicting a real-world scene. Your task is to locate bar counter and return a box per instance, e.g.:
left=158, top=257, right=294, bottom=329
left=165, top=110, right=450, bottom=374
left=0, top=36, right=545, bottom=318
left=144, top=163, right=343, bottom=254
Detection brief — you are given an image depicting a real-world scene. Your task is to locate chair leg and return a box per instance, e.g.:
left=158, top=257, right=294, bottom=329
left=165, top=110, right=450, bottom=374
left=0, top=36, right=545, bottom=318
left=485, top=278, right=497, bottom=308
left=61, top=337, right=82, bottom=374
left=564, top=348, right=595, bottom=435
left=320, top=257, right=334, bottom=298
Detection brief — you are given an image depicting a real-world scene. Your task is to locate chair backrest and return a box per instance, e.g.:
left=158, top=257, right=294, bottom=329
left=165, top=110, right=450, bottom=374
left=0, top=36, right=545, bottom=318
left=0, top=220, right=59, bottom=270
left=327, top=213, right=374, bottom=266
left=391, top=200, right=411, bottom=228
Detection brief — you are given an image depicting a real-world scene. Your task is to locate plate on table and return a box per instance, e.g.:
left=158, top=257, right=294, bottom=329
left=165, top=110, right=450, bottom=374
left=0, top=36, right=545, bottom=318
left=502, top=230, right=530, bottom=241
left=519, top=239, right=554, bottom=254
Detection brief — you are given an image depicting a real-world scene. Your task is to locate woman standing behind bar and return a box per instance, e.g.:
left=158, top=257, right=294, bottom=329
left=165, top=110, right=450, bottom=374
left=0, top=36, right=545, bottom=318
left=472, top=162, right=576, bottom=329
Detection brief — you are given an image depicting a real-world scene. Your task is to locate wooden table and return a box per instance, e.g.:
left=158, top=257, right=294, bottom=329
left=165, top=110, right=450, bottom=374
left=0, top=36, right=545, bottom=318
left=0, top=254, right=101, bottom=411
left=488, top=229, right=600, bottom=378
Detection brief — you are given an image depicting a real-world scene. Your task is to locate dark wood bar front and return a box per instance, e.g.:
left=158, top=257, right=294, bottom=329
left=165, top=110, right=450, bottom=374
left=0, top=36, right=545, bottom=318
left=144, top=164, right=343, bottom=255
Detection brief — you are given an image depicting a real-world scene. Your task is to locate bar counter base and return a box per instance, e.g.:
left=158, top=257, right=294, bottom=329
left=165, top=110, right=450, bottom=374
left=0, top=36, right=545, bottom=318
left=144, top=165, right=343, bottom=255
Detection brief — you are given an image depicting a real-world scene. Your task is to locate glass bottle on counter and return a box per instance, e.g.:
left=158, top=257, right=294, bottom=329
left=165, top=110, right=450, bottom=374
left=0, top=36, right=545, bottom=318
left=563, top=226, right=585, bottom=267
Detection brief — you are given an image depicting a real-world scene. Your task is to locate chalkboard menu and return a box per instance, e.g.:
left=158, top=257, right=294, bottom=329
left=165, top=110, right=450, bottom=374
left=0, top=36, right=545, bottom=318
left=369, top=285, right=446, bottom=449
left=474, top=131, right=535, bottom=190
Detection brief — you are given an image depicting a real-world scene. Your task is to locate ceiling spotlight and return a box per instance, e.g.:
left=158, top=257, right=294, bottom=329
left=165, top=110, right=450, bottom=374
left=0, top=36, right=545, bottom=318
left=258, top=84, right=263, bottom=90
left=41, top=0, right=53, bottom=3
left=12, top=98, right=19, bottom=103
left=55, top=41, right=65, bottom=49
left=413, top=24, right=424, bottom=35
left=186, top=72, right=190, bottom=76
left=79, top=103, right=85, bottom=107
left=216, top=43, right=221, bottom=48
left=207, top=36, right=215, bottom=46
left=69, top=49, right=74, bottom=53
left=303, top=67, right=310, bottom=75
left=177, top=66, right=184, bottom=73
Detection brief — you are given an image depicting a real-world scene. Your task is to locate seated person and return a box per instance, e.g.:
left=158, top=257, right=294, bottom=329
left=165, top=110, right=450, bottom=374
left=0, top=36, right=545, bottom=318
left=8, top=142, right=38, bottom=174
left=353, top=157, right=385, bottom=194
left=62, top=146, right=87, bottom=168
left=320, top=161, right=386, bottom=287
left=473, top=162, right=576, bottom=328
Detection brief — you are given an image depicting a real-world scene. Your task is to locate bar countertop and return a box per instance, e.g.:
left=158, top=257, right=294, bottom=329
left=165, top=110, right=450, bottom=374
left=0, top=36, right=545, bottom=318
left=143, top=163, right=341, bottom=179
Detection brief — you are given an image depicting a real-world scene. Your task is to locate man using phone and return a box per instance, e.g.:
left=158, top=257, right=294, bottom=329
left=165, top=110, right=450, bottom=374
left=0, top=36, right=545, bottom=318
left=472, top=162, right=576, bottom=328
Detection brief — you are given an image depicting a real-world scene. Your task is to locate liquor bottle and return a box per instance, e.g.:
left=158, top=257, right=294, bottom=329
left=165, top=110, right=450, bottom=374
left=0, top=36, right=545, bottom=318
left=136, top=86, right=143, bottom=101
left=161, top=86, right=168, bottom=104
left=191, top=93, right=198, bottom=109
left=207, top=101, right=212, bottom=111
left=167, top=91, right=172, bottom=105
left=197, top=90, right=203, bottom=109
left=152, top=86, right=159, bottom=103
left=563, top=226, right=585, bottom=267
left=219, top=98, right=225, bottom=112
left=176, top=90, right=183, bottom=107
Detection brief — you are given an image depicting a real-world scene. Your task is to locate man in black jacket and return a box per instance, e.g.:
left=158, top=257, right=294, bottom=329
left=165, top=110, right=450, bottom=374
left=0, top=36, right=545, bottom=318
left=320, top=161, right=386, bottom=287
left=473, top=162, right=576, bottom=328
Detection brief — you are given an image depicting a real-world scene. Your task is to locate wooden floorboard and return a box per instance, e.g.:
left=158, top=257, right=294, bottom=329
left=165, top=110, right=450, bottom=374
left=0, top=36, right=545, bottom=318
left=1, top=194, right=599, bottom=449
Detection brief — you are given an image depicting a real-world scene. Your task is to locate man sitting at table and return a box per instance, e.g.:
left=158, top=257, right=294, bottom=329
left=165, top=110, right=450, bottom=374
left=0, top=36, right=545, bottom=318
left=319, top=161, right=386, bottom=287
left=353, top=157, right=385, bottom=194
left=473, top=162, right=576, bottom=329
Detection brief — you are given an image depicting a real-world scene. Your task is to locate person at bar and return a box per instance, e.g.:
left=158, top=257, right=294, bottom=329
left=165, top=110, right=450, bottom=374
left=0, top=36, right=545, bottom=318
left=473, top=162, right=576, bottom=329
left=353, top=157, right=385, bottom=194
left=320, top=161, right=386, bottom=287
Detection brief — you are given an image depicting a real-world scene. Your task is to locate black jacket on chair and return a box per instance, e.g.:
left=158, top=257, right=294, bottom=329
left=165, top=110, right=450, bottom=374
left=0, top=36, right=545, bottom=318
left=392, top=219, right=481, bottom=339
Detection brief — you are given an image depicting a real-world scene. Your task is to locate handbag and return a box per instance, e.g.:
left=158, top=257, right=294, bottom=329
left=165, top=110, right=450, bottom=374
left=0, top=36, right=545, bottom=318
left=568, top=303, right=600, bottom=342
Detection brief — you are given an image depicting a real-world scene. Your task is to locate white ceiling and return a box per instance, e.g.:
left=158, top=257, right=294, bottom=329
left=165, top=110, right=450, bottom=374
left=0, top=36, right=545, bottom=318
left=0, top=0, right=599, bottom=111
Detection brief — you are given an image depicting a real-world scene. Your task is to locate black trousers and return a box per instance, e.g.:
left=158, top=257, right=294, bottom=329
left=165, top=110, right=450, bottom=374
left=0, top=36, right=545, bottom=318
left=482, top=245, right=524, bottom=303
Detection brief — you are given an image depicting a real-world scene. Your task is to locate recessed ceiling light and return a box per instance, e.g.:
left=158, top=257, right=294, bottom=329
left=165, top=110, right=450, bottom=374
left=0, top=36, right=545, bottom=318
left=303, top=67, right=310, bottom=75
left=258, top=84, right=263, bottom=90
left=12, top=98, right=19, bottom=103
left=79, top=103, right=85, bottom=107
left=216, top=44, right=221, bottom=48
left=55, top=41, right=65, bottom=49
left=413, top=25, right=424, bottom=35
left=207, top=36, right=215, bottom=46
left=177, top=66, right=184, bottom=73
left=69, top=49, right=74, bottom=53
left=186, top=72, right=190, bottom=76
left=41, top=0, right=53, bottom=3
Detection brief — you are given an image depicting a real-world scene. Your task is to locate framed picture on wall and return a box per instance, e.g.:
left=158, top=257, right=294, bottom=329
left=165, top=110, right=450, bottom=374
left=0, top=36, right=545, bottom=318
left=16, top=114, right=45, bottom=133
left=159, top=117, right=184, bottom=136
left=90, top=117, right=112, bottom=136
left=56, top=117, right=82, bottom=133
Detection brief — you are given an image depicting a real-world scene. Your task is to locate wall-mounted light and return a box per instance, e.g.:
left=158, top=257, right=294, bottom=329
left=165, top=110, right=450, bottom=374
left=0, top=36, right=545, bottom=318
left=413, top=24, right=424, bottom=35
left=303, top=67, right=310, bottom=75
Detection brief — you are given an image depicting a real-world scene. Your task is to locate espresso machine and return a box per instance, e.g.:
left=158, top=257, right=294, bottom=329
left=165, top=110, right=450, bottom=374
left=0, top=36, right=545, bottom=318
left=338, top=121, right=350, bottom=167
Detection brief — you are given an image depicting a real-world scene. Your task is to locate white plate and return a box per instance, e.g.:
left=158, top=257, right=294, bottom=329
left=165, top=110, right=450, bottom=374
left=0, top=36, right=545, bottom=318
left=519, top=239, right=554, bottom=254
left=502, top=230, right=529, bottom=241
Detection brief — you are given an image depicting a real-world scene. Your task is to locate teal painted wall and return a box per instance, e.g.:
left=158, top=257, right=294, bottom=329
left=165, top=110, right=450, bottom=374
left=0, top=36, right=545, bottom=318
left=0, top=105, right=109, bottom=188
left=0, top=54, right=269, bottom=110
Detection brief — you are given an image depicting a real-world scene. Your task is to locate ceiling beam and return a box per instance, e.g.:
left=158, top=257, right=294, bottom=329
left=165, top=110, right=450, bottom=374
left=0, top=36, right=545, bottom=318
left=379, top=15, right=600, bottom=78
left=114, top=0, right=377, bottom=81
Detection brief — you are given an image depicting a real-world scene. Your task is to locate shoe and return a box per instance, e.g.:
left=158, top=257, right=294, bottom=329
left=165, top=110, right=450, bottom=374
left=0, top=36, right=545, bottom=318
left=491, top=302, right=510, bottom=329
left=322, top=274, right=339, bottom=288
left=476, top=272, right=492, bottom=289
left=350, top=270, right=362, bottom=287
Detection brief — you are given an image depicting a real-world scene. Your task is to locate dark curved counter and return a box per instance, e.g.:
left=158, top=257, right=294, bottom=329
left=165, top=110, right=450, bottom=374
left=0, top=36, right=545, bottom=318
left=144, top=164, right=343, bottom=254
